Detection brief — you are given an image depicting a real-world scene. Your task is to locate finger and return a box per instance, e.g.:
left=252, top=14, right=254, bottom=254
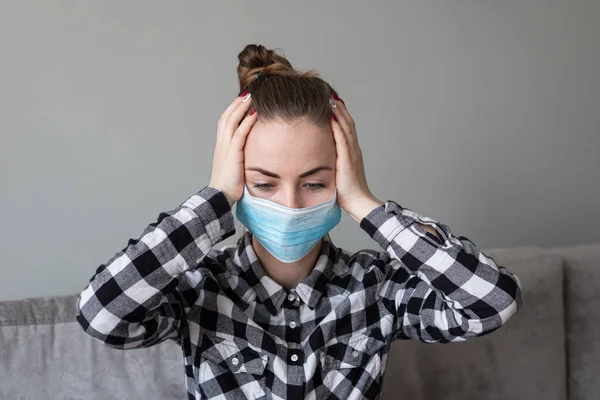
left=224, top=95, right=253, bottom=140
left=218, top=93, right=252, bottom=138
left=219, top=93, right=247, bottom=126
left=332, top=96, right=354, bottom=127
left=331, top=117, right=351, bottom=163
left=331, top=103, right=356, bottom=145
left=231, top=108, right=258, bottom=148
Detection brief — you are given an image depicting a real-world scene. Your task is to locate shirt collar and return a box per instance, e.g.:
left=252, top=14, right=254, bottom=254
left=234, top=231, right=338, bottom=315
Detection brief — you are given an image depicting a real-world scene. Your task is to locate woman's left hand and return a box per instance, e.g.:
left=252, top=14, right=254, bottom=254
left=330, top=93, right=385, bottom=223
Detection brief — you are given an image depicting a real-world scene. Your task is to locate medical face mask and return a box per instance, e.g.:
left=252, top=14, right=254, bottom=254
left=235, top=185, right=342, bottom=263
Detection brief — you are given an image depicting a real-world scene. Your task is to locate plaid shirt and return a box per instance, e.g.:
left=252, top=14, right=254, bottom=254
left=76, top=185, right=522, bottom=400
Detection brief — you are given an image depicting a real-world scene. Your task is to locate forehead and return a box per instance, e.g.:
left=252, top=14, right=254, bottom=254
left=244, top=118, right=336, bottom=168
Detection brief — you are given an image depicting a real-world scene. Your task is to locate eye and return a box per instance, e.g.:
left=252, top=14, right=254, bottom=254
left=305, top=183, right=325, bottom=191
left=253, top=183, right=274, bottom=191
left=251, top=183, right=325, bottom=192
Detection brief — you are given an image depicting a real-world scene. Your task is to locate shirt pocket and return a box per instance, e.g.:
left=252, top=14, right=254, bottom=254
left=197, top=333, right=269, bottom=399
left=320, top=332, right=386, bottom=369
left=319, top=331, right=387, bottom=398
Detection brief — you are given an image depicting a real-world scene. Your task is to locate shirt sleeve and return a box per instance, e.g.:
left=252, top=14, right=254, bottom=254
left=359, top=200, right=523, bottom=343
left=75, top=185, right=235, bottom=349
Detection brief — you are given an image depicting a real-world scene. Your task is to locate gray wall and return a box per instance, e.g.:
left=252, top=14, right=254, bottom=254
left=1, top=1, right=598, bottom=301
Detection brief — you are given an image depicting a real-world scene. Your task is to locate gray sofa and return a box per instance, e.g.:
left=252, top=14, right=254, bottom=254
left=1, top=242, right=599, bottom=400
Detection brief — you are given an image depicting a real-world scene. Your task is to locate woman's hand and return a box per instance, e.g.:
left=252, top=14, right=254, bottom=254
left=209, top=91, right=258, bottom=207
left=330, top=93, right=385, bottom=223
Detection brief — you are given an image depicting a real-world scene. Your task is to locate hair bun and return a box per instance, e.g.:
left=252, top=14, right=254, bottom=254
left=237, top=44, right=295, bottom=90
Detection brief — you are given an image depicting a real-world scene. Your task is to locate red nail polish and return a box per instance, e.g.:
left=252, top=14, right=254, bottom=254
left=249, top=108, right=256, bottom=116
left=239, top=89, right=249, bottom=97
left=332, top=92, right=345, bottom=105
left=332, top=114, right=338, bottom=122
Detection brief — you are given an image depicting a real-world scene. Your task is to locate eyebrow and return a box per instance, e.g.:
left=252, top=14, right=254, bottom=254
left=246, top=166, right=332, bottom=179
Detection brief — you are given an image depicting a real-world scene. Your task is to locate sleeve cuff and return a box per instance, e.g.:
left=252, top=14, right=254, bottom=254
left=359, top=200, right=448, bottom=249
left=181, top=185, right=236, bottom=244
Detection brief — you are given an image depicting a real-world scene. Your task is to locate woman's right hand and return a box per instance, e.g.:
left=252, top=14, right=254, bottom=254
left=208, top=91, right=258, bottom=207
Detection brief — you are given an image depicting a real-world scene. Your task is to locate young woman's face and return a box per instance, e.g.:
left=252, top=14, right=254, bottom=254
left=243, top=117, right=337, bottom=208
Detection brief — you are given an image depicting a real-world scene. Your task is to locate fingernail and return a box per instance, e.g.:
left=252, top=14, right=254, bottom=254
left=242, top=93, right=252, bottom=103
left=249, top=108, right=256, bottom=116
left=332, top=114, right=338, bottom=122
left=329, top=97, right=337, bottom=109
left=239, top=89, right=248, bottom=97
left=332, top=92, right=345, bottom=105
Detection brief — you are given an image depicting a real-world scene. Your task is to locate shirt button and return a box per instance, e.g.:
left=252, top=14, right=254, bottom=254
left=290, top=354, right=299, bottom=362
left=287, top=293, right=296, bottom=302
left=220, top=227, right=226, bottom=234
left=352, top=351, right=359, bottom=359
left=289, top=321, right=297, bottom=329
left=231, top=357, right=239, bottom=365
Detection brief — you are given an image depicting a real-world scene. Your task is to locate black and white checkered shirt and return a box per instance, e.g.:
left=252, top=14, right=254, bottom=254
left=76, top=185, right=522, bottom=400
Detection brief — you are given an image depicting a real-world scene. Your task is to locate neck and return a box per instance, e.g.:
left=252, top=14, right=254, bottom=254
left=251, top=234, right=323, bottom=289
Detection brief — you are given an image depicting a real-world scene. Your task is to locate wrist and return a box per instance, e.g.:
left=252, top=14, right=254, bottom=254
left=347, top=196, right=385, bottom=224
left=207, top=183, right=234, bottom=209
left=222, top=193, right=234, bottom=209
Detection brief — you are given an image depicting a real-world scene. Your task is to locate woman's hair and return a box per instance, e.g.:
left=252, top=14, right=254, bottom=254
left=234, top=44, right=339, bottom=246
left=237, top=44, right=338, bottom=126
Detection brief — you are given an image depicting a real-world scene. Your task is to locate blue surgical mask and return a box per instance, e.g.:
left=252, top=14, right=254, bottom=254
left=235, top=185, right=342, bottom=263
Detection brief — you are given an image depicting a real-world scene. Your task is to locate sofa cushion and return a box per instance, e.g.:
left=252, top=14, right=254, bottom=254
left=381, top=248, right=567, bottom=400
left=545, top=243, right=600, bottom=400
left=0, top=294, right=185, bottom=400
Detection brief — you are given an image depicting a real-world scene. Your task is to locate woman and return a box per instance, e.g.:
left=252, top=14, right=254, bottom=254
left=76, top=44, right=522, bottom=400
